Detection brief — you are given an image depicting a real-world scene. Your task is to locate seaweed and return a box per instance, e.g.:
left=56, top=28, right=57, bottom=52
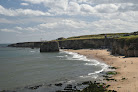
left=106, top=71, right=117, bottom=75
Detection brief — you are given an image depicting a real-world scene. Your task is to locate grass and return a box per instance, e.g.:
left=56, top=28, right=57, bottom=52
left=115, top=35, right=138, bottom=49
left=55, top=32, right=138, bottom=41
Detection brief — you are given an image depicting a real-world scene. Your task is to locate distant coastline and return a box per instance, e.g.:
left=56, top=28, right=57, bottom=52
left=6, top=31, right=138, bottom=91
left=8, top=31, right=138, bottom=57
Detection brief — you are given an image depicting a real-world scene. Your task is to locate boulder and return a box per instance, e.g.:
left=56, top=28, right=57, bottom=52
left=40, top=41, right=59, bottom=52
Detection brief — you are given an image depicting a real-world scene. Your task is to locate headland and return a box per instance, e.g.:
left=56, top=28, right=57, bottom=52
left=7, top=31, right=138, bottom=91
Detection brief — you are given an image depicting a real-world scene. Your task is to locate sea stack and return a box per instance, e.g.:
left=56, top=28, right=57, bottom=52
left=40, top=41, right=59, bottom=52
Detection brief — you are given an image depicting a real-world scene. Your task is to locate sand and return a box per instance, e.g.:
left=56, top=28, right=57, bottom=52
left=65, top=49, right=138, bottom=92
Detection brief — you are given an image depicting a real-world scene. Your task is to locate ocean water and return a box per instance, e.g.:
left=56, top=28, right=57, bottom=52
left=0, top=44, right=108, bottom=91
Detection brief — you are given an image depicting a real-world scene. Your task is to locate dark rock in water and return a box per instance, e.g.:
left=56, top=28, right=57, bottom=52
left=82, top=81, right=91, bottom=85
left=40, top=41, right=59, bottom=52
left=27, top=85, right=42, bottom=90
left=108, top=67, right=117, bottom=69
left=64, top=84, right=73, bottom=91
left=55, top=83, right=62, bottom=86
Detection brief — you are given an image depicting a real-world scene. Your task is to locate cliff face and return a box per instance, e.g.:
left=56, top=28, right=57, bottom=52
left=40, top=41, right=59, bottom=52
left=59, top=38, right=113, bottom=49
left=112, top=39, right=138, bottom=57
left=8, top=38, right=113, bottom=49
left=8, top=38, right=138, bottom=57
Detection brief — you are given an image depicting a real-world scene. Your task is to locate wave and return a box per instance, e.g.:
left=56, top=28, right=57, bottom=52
left=60, top=50, right=109, bottom=78
left=30, top=51, right=35, bottom=53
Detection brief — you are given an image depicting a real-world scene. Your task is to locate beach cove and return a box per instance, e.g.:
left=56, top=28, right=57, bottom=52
left=0, top=45, right=111, bottom=92
left=67, top=49, right=138, bottom=92
left=5, top=32, right=138, bottom=92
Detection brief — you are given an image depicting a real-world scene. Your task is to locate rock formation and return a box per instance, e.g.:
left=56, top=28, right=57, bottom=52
left=112, top=39, right=138, bottom=57
left=40, top=41, right=59, bottom=52
left=7, top=36, right=138, bottom=57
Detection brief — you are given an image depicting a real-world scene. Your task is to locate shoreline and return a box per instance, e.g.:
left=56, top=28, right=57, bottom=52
left=0, top=48, right=110, bottom=92
left=66, top=49, right=138, bottom=92
left=1, top=48, right=138, bottom=92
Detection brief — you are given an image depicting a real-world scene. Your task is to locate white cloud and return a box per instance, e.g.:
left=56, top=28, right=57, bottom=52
left=37, top=19, right=88, bottom=29
left=23, top=0, right=138, bottom=6
left=1, top=0, right=138, bottom=17
left=2, top=18, right=138, bottom=34
left=94, top=4, right=119, bottom=13
left=90, top=19, right=138, bottom=33
left=0, top=5, right=51, bottom=16
left=20, top=3, right=29, bottom=6
left=22, top=0, right=138, bottom=17
left=15, top=27, right=23, bottom=30
left=0, top=29, right=22, bottom=33
left=80, top=4, right=96, bottom=13
left=68, top=2, right=80, bottom=13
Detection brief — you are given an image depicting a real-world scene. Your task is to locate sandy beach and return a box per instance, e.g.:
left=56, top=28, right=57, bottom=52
left=66, top=49, right=138, bottom=92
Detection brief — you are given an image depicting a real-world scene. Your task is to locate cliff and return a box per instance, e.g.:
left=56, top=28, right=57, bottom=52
left=8, top=42, right=43, bottom=48
left=40, top=41, right=59, bottom=52
left=59, top=38, right=113, bottom=49
left=112, top=37, right=138, bottom=57
left=8, top=32, right=138, bottom=57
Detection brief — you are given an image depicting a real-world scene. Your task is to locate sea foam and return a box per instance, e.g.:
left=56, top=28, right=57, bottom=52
left=60, top=50, right=109, bottom=78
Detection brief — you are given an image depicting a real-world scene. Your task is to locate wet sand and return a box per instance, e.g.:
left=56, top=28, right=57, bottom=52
left=66, top=49, right=138, bottom=92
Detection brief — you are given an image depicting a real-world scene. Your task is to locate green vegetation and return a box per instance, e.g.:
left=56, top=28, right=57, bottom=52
left=106, top=71, right=117, bottom=75
left=108, top=67, right=118, bottom=69
left=117, top=35, right=138, bottom=45
left=81, top=82, right=116, bottom=92
left=81, top=83, right=106, bottom=92
left=121, top=77, right=127, bottom=80
left=56, top=31, right=138, bottom=41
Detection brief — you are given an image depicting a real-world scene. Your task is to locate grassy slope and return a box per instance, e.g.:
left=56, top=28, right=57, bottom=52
left=56, top=32, right=138, bottom=41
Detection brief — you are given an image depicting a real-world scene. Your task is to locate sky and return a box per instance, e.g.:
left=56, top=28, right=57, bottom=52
left=0, top=0, right=138, bottom=43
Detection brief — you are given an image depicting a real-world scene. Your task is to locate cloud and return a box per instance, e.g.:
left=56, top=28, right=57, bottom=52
left=20, top=3, right=29, bottom=6
left=90, top=19, right=138, bottom=33
left=0, top=28, right=22, bottom=33
left=74, top=0, right=138, bottom=4
left=1, top=1, right=138, bottom=17
left=22, top=0, right=138, bottom=17
left=0, top=18, right=15, bottom=24
left=0, top=5, right=51, bottom=16
left=118, top=3, right=138, bottom=12
left=94, top=4, right=119, bottom=13
left=80, top=4, right=96, bottom=13
left=37, top=19, right=88, bottom=29
left=2, top=18, right=138, bottom=35
left=23, top=0, right=138, bottom=4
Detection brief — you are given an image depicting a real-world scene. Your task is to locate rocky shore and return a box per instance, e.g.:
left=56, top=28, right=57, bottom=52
left=67, top=49, right=138, bottom=92
left=0, top=79, right=116, bottom=92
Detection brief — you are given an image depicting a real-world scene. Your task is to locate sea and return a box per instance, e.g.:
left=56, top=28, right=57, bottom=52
left=0, top=44, right=109, bottom=92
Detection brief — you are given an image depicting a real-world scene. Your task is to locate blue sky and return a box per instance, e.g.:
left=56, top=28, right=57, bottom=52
left=0, top=0, right=138, bottom=43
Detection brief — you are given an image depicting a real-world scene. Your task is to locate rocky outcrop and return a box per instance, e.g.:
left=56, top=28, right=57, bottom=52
left=40, top=41, right=59, bottom=52
left=112, top=39, right=138, bottom=57
left=125, top=43, right=138, bottom=57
